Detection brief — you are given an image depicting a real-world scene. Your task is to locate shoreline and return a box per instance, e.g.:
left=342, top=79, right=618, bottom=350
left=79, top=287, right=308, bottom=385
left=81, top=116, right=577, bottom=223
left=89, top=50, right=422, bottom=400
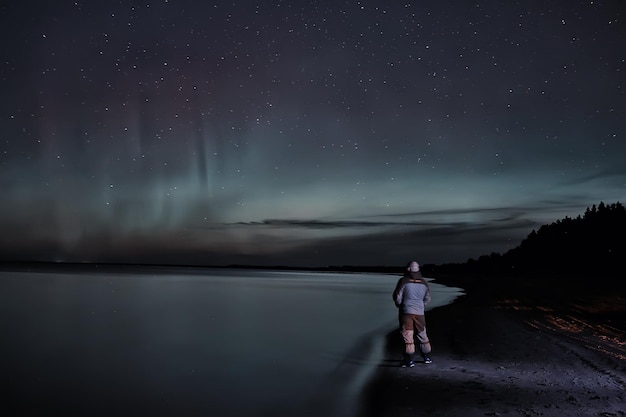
left=355, top=277, right=626, bottom=417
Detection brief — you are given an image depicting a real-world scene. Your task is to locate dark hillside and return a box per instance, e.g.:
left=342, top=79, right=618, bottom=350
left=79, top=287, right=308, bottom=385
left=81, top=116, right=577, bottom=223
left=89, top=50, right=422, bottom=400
left=432, top=201, right=626, bottom=289
left=503, top=201, right=624, bottom=274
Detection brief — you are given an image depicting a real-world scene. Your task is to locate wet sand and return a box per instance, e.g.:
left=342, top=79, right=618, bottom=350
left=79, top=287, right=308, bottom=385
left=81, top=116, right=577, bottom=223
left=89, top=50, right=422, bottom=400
left=357, top=276, right=626, bottom=417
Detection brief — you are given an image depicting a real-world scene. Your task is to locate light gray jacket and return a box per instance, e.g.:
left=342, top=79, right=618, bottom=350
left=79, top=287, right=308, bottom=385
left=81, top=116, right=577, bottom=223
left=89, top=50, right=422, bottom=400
left=393, top=271, right=431, bottom=315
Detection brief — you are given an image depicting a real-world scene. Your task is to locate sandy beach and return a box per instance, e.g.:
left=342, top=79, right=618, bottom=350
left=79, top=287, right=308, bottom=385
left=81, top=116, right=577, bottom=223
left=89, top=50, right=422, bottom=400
left=357, top=276, right=626, bottom=417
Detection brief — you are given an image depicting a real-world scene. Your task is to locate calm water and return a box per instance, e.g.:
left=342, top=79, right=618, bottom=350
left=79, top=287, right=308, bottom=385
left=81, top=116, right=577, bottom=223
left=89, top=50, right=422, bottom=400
left=1, top=267, right=464, bottom=417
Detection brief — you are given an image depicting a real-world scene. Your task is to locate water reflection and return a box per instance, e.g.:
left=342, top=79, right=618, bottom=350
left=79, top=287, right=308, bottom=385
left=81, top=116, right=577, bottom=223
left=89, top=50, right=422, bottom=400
left=1, top=268, right=464, bottom=417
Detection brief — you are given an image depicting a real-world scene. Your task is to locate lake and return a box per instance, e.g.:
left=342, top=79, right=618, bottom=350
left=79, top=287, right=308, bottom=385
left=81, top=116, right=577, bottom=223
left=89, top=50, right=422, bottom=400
left=0, top=266, right=464, bottom=417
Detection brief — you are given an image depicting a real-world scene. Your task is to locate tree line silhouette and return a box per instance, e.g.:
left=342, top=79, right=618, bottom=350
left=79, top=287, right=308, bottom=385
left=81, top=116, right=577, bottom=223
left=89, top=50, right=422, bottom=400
left=435, top=201, right=625, bottom=284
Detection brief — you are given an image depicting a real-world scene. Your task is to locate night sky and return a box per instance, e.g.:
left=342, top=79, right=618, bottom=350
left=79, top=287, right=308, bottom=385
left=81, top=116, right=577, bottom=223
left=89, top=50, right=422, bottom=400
left=1, top=1, right=624, bottom=267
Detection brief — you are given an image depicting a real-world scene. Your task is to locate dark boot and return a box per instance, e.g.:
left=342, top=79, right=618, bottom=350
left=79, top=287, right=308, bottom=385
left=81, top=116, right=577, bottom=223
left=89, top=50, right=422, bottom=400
left=401, top=352, right=415, bottom=367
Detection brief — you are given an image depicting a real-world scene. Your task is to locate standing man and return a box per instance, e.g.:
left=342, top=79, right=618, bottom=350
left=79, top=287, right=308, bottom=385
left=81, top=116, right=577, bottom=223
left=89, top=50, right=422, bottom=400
left=392, top=261, right=432, bottom=367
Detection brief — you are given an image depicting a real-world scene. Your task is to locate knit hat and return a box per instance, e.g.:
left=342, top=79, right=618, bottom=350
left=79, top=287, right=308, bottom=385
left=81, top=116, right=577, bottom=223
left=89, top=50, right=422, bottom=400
left=408, top=261, right=420, bottom=272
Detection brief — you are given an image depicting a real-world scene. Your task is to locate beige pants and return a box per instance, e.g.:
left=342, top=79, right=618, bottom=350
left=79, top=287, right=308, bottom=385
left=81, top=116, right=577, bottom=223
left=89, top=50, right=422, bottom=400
left=401, top=314, right=431, bottom=355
